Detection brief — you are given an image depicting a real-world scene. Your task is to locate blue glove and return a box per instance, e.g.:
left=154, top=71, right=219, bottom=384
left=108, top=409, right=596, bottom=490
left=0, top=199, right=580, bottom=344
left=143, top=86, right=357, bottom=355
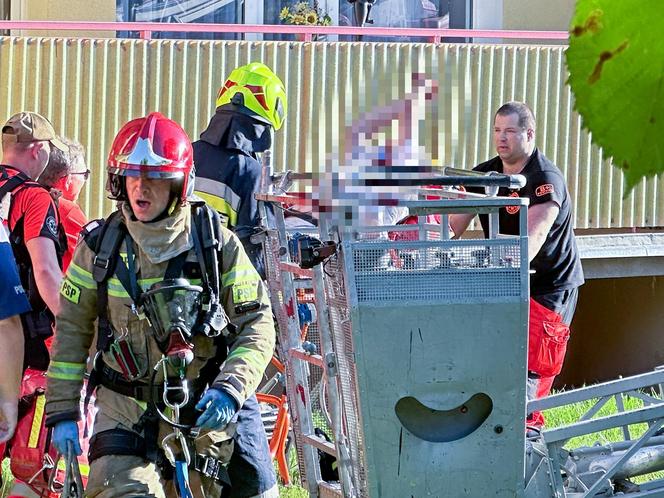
left=194, top=388, right=238, bottom=430
left=52, top=420, right=82, bottom=456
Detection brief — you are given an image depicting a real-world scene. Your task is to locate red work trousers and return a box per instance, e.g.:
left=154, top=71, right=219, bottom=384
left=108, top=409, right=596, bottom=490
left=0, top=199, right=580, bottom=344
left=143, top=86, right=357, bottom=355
left=526, top=288, right=578, bottom=427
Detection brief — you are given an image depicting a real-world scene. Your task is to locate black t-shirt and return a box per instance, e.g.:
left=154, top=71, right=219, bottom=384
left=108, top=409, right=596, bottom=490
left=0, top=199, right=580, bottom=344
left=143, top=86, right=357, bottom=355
left=470, top=149, right=584, bottom=295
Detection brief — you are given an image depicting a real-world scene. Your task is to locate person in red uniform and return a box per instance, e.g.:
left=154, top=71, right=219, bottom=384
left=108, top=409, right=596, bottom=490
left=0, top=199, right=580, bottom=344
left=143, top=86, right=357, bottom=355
left=0, top=112, right=67, bottom=370
left=38, top=136, right=89, bottom=271
left=0, top=112, right=67, bottom=371
left=0, top=112, right=67, bottom=498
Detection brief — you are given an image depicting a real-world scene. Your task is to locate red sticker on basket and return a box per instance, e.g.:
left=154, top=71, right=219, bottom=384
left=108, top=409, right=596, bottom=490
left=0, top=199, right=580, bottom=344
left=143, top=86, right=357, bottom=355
left=285, top=298, right=295, bottom=318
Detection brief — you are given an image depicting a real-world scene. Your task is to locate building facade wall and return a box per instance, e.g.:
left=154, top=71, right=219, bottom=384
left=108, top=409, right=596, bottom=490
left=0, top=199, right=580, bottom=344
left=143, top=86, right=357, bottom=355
left=11, top=0, right=115, bottom=37
left=558, top=276, right=664, bottom=387
left=502, top=0, right=576, bottom=31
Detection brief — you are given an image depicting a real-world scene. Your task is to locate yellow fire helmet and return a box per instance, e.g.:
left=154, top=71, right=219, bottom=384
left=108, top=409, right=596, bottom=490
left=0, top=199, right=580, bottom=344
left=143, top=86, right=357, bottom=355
left=215, top=62, right=288, bottom=131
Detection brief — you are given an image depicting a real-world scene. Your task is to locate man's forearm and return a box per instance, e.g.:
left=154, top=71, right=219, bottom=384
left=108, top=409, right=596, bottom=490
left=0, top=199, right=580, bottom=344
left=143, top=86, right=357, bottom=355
left=528, top=230, right=549, bottom=262
left=34, top=267, right=62, bottom=316
left=527, top=201, right=559, bottom=262
left=449, top=213, right=475, bottom=239
left=26, top=237, right=63, bottom=316
left=0, top=315, right=24, bottom=402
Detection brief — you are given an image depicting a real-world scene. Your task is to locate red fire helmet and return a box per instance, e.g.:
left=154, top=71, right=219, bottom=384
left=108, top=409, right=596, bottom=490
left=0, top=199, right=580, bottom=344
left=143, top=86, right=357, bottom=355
left=107, top=112, right=194, bottom=203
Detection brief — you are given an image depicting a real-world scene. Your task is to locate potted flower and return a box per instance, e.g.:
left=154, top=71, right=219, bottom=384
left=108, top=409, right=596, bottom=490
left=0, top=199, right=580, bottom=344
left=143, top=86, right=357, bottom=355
left=279, top=1, right=332, bottom=40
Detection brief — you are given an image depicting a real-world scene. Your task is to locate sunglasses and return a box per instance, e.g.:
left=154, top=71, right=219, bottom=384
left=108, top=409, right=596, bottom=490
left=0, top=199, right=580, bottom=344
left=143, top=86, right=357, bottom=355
left=70, top=169, right=91, bottom=180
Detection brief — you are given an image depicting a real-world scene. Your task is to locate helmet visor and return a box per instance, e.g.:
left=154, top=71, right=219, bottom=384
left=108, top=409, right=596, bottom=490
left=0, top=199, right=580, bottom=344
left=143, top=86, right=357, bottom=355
left=109, top=135, right=188, bottom=178
left=109, top=165, right=185, bottom=179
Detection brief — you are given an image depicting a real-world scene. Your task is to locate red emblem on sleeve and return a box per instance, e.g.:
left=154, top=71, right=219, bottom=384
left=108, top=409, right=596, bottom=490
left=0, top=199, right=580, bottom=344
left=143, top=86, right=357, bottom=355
left=535, top=184, right=554, bottom=197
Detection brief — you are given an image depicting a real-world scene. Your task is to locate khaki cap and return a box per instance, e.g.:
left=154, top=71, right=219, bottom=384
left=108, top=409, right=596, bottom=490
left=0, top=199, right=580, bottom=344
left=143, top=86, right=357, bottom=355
left=2, top=112, right=67, bottom=152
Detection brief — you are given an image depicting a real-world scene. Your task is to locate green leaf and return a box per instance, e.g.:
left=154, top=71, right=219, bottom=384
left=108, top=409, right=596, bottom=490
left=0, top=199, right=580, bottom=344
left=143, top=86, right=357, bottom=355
left=566, top=0, right=664, bottom=194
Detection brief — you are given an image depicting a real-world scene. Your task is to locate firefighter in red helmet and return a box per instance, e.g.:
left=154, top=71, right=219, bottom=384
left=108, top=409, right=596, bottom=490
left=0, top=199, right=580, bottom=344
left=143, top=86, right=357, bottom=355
left=45, top=112, right=276, bottom=497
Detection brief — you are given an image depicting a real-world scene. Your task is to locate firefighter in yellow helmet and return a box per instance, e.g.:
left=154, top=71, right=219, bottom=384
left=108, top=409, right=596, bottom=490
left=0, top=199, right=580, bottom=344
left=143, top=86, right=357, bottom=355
left=45, top=112, right=277, bottom=497
left=193, top=62, right=287, bottom=279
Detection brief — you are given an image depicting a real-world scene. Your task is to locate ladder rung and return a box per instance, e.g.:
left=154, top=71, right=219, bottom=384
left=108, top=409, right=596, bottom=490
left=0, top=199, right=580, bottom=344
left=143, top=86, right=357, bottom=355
left=319, top=480, right=343, bottom=497
left=290, top=348, right=325, bottom=368
left=302, top=433, right=337, bottom=457
left=279, top=261, right=313, bottom=278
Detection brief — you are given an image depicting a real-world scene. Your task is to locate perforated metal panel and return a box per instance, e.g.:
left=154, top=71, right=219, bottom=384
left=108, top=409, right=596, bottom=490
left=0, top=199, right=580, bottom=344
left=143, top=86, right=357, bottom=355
left=349, top=239, right=522, bottom=304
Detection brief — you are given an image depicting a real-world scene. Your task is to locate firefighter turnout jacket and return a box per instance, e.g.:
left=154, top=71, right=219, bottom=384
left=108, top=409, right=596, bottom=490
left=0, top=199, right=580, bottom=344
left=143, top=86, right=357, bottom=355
left=44, top=201, right=275, bottom=432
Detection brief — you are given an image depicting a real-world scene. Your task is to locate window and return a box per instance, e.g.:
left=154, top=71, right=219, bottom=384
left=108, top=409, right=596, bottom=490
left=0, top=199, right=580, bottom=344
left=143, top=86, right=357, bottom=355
left=114, top=0, right=473, bottom=41
left=261, top=0, right=334, bottom=42
left=1, top=0, right=10, bottom=35
left=338, top=0, right=472, bottom=42
left=262, top=0, right=293, bottom=41
left=116, top=0, right=243, bottom=39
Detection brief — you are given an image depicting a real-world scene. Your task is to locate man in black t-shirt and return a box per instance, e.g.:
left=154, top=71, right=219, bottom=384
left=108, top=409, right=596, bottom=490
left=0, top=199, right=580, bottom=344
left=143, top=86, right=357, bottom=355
left=450, top=102, right=584, bottom=428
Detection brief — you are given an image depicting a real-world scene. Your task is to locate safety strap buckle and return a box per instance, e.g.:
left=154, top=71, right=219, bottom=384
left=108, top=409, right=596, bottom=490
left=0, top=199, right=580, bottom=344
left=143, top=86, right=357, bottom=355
left=193, top=453, right=231, bottom=487
left=93, top=255, right=110, bottom=270
left=199, top=455, right=221, bottom=479
left=194, top=454, right=230, bottom=486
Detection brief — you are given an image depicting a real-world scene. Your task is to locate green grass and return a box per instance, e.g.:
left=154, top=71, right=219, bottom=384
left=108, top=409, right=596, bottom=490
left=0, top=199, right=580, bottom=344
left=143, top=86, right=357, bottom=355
left=279, top=484, right=309, bottom=497
left=545, top=391, right=655, bottom=449
left=543, top=390, right=664, bottom=485
left=278, top=439, right=308, bottom=497
left=1, top=459, right=12, bottom=498
left=544, top=397, right=648, bottom=449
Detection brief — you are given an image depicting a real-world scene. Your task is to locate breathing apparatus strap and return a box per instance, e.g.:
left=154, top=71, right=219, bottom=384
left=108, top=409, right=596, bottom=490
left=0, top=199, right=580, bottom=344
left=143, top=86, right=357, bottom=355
left=190, top=204, right=233, bottom=341
left=191, top=204, right=223, bottom=300
left=88, top=211, right=126, bottom=355
left=83, top=211, right=126, bottom=412
left=124, top=236, right=140, bottom=302
left=165, top=251, right=189, bottom=280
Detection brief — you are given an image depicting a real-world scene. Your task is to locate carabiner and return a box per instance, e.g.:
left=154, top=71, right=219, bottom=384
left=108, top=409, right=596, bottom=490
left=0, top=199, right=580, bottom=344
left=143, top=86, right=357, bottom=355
left=161, top=430, right=192, bottom=467
left=160, top=357, right=190, bottom=410
left=49, top=441, right=85, bottom=498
